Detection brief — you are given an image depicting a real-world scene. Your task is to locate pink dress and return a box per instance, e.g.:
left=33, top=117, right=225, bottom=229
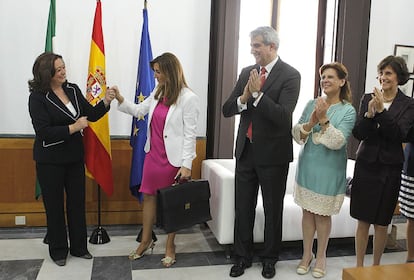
left=140, top=99, right=179, bottom=195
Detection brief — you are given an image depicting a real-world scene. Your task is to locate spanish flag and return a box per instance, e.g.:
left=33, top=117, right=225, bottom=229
left=83, top=0, right=114, bottom=196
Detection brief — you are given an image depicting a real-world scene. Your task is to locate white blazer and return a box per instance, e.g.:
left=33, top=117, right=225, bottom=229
left=118, top=87, right=199, bottom=169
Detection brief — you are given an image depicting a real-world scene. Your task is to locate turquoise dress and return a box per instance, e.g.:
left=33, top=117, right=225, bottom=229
left=292, top=99, right=356, bottom=215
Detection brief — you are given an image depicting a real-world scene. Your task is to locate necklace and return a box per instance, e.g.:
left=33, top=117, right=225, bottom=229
left=383, top=95, right=396, bottom=103
left=382, top=89, right=398, bottom=103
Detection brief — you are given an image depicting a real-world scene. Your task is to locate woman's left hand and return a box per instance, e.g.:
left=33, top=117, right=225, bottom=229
left=372, top=87, right=385, bottom=113
left=315, top=97, right=329, bottom=121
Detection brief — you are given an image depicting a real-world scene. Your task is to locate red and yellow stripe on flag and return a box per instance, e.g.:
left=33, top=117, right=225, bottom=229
left=83, top=0, right=113, bottom=196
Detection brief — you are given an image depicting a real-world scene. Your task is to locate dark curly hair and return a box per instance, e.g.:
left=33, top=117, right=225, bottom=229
left=28, top=52, right=63, bottom=94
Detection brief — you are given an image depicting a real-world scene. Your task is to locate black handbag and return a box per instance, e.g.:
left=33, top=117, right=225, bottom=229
left=156, top=179, right=212, bottom=233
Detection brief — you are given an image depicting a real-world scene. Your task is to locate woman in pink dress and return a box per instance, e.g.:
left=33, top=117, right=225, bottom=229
left=112, top=53, right=199, bottom=267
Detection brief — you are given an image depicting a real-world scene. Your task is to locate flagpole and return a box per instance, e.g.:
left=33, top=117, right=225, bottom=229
left=86, top=0, right=112, bottom=245
left=89, top=184, right=110, bottom=244
left=134, top=0, right=157, bottom=245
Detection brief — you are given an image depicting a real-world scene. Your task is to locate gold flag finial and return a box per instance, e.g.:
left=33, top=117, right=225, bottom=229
left=144, top=0, right=147, bottom=9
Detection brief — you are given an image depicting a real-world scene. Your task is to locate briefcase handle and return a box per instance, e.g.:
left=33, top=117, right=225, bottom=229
left=173, top=174, right=191, bottom=186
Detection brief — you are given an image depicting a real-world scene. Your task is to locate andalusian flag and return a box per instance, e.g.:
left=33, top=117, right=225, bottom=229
left=83, top=0, right=114, bottom=196
left=36, top=0, right=56, bottom=199
left=45, top=0, right=55, bottom=52
left=129, top=5, right=155, bottom=201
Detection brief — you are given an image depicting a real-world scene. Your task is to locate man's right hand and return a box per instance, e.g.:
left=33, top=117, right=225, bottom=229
left=240, top=83, right=251, bottom=104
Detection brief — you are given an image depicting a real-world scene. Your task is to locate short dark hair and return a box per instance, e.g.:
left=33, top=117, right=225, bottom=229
left=377, top=55, right=410, bottom=85
left=28, top=52, right=63, bottom=93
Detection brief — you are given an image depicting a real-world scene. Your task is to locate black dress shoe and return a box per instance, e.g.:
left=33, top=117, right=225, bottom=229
left=54, top=259, right=66, bottom=266
left=79, top=252, right=93, bottom=259
left=71, top=252, right=93, bottom=259
left=262, top=262, right=276, bottom=279
left=230, top=261, right=251, bottom=277
left=43, top=233, right=49, bottom=244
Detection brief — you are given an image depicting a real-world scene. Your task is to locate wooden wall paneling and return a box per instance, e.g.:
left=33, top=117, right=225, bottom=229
left=0, top=138, right=37, bottom=203
left=0, top=137, right=206, bottom=227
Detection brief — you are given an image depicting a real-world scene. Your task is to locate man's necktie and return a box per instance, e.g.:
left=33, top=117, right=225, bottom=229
left=247, top=67, right=267, bottom=142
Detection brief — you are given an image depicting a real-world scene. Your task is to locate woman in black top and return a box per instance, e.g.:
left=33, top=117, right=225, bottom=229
left=28, top=52, right=115, bottom=266
left=350, top=55, right=414, bottom=267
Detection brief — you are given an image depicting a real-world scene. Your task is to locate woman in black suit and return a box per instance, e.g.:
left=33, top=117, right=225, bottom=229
left=351, top=55, right=414, bottom=267
left=28, top=52, right=115, bottom=266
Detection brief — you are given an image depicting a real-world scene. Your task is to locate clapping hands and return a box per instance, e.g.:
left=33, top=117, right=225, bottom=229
left=240, top=69, right=262, bottom=104
left=366, top=87, right=385, bottom=118
left=309, top=97, right=329, bottom=126
left=248, top=69, right=261, bottom=93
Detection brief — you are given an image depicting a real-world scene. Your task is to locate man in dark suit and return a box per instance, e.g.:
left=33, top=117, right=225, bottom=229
left=222, top=26, right=301, bottom=278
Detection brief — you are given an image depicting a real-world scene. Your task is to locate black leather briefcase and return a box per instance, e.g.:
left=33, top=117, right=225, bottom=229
left=156, top=179, right=212, bottom=233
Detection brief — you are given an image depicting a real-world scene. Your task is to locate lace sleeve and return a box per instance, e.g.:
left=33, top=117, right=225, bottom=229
left=312, top=125, right=345, bottom=150
left=292, top=123, right=310, bottom=145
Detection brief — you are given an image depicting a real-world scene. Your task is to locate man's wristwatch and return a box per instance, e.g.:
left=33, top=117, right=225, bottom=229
left=252, top=91, right=261, bottom=99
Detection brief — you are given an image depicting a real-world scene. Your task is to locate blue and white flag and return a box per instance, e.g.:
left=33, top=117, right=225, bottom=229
left=129, top=7, right=155, bottom=201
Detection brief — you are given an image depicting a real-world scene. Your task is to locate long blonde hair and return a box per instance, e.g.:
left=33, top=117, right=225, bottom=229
left=150, top=52, right=188, bottom=106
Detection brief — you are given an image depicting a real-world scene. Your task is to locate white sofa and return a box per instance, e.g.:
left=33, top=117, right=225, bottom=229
left=201, top=158, right=365, bottom=245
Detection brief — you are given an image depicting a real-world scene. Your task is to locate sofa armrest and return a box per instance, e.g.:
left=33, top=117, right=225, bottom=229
left=202, top=160, right=236, bottom=244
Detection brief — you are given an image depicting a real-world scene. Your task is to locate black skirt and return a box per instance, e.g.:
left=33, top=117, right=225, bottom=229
left=350, top=159, right=402, bottom=226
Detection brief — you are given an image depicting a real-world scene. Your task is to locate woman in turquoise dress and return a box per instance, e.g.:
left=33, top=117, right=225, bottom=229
left=292, top=62, right=356, bottom=278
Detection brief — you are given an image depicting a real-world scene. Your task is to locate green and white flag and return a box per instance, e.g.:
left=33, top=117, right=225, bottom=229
left=45, top=0, right=55, bottom=52
left=36, top=0, right=56, bottom=199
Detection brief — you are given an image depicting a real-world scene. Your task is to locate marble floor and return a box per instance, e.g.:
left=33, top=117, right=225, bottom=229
left=0, top=221, right=409, bottom=280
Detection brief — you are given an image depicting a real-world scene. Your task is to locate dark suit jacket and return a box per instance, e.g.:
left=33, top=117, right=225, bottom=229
left=28, top=82, right=109, bottom=164
left=222, top=58, right=301, bottom=164
left=352, top=90, right=414, bottom=165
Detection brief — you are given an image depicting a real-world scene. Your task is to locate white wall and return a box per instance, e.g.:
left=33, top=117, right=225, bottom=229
left=365, top=0, right=414, bottom=93
left=0, top=0, right=210, bottom=136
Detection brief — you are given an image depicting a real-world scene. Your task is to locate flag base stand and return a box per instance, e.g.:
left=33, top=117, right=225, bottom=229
left=89, top=184, right=110, bottom=244
left=43, top=233, right=49, bottom=244
left=89, top=226, right=110, bottom=244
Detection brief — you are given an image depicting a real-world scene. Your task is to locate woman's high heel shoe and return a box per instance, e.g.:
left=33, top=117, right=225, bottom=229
left=128, top=240, right=155, bottom=260
left=161, top=256, right=176, bottom=268
left=136, top=229, right=158, bottom=243
left=311, top=258, right=326, bottom=278
left=311, top=267, right=326, bottom=278
left=296, top=254, right=314, bottom=275
left=161, top=245, right=176, bottom=268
